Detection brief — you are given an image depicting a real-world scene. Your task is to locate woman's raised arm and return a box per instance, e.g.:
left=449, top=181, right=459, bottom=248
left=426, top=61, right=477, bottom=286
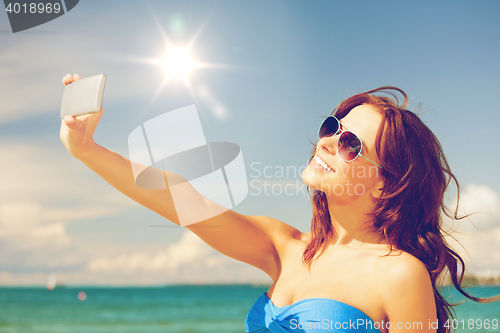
left=59, top=74, right=297, bottom=281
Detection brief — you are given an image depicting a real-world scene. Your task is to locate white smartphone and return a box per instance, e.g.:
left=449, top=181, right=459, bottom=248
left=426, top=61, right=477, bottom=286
left=60, top=74, right=106, bottom=119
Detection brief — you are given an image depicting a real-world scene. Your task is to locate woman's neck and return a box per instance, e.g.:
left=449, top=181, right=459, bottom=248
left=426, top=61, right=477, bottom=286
left=326, top=195, right=387, bottom=247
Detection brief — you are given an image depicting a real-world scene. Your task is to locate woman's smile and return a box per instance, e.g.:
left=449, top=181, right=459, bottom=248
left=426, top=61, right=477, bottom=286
left=312, top=155, right=336, bottom=173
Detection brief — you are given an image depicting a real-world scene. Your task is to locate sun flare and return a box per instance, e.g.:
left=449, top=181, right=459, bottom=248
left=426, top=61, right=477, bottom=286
left=158, top=47, right=196, bottom=80
left=138, top=16, right=225, bottom=105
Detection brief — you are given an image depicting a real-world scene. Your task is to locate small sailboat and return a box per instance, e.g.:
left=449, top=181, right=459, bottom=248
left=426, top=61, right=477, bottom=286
left=46, top=273, right=57, bottom=291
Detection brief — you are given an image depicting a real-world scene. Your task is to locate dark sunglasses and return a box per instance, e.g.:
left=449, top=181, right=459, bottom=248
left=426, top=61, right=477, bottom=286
left=318, top=115, right=382, bottom=168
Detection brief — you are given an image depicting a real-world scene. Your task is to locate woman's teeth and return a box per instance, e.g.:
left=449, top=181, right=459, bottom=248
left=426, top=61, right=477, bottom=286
left=315, top=156, right=333, bottom=172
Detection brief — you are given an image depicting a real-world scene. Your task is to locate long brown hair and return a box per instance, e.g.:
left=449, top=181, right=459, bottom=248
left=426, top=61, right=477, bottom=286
left=303, top=87, right=500, bottom=333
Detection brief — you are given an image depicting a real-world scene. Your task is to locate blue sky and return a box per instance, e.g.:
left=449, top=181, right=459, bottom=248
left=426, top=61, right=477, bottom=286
left=1, top=0, right=500, bottom=285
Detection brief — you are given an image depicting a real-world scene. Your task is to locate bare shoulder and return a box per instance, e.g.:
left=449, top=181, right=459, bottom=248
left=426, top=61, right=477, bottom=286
left=375, top=251, right=437, bottom=329
left=382, top=251, right=430, bottom=279
left=376, top=251, right=432, bottom=294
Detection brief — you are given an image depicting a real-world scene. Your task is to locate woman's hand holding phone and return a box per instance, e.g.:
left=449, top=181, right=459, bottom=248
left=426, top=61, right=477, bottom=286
left=60, top=74, right=103, bottom=159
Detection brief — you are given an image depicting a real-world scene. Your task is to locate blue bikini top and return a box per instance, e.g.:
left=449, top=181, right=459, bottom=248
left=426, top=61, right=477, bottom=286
left=245, top=292, right=383, bottom=333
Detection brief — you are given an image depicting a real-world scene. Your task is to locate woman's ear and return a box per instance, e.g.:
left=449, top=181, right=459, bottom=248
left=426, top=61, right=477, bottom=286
left=370, top=180, right=384, bottom=199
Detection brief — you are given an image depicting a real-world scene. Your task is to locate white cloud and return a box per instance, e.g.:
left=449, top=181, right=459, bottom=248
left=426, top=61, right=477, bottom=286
left=0, top=35, right=157, bottom=124
left=87, top=230, right=212, bottom=272
left=0, top=140, right=273, bottom=286
left=0, top=142, right=130, bottom=206
left=444, top=184, right=500, bottom=276
left=0, top=201, right=113, bottom=228
left=0, top=228, right=272, bottom=286
left=456, top=184, right=500, bottom=230
left=0, top=39, right=101, bottom=123
left=85, top=229, right=271, bottom=284
left=0, top=142, right=131, bottom=272
left=0, top=200, right=117, bottom=270
left=0, top=271, right=52, bottom=286
left=0, top=201, right=112, bottom=248
left=2, top=153, right=499, bottom=286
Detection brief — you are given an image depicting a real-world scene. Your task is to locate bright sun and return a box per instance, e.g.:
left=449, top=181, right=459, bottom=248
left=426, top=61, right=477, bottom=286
left=159, top=48, right=196, bottom=80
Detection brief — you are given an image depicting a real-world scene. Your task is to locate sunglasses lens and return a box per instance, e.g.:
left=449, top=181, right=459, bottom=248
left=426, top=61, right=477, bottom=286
left=339, top=132, right=362, bottom=162
left=319, top=117, right=339, bottom=138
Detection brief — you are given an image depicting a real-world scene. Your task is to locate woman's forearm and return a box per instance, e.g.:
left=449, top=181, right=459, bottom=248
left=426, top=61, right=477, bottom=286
left=76, top=143, right=181, bottom=225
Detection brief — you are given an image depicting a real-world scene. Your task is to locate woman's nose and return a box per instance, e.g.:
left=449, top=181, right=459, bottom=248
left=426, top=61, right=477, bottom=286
left=318, top=135, right=338, bottom=155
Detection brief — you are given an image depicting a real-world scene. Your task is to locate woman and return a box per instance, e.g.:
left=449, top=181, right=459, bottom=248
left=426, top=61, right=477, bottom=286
left=60, top=75, right=498, bottom=333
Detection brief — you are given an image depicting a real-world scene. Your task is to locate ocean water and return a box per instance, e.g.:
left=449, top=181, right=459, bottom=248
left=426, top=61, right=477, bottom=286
left=0, top=285, right=499, bottom=333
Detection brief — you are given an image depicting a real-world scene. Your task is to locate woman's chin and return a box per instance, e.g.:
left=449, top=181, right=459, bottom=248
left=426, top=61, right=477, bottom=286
left=301, top=164, right=336, bottom=188
left=301, top=165, right=316, bottom=187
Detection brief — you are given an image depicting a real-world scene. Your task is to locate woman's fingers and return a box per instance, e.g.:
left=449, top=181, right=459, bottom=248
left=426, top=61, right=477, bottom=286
left=63, top=107, right=103, bottom=130
left=62, top=115, right=78, bottom=129
left=62, top=74, right=83, bottom=86
left=63, top=115, right=75, bottom=123
left=62, top=74, right=73, bottom=85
